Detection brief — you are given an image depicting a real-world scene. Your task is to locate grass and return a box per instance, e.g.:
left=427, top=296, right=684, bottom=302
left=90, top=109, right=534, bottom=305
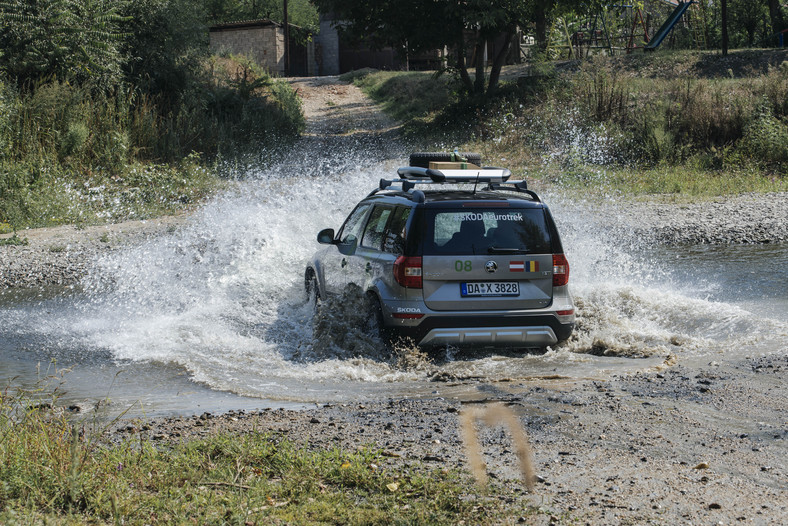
left=0, top=157, right=229, bottom=231
left=341, top=69, right=455, bottom=123
left=347, top=50, right=788, bottom=198
left=0, top=234, right=27, bottom=246
left=0, top=380, right=546, bottom=524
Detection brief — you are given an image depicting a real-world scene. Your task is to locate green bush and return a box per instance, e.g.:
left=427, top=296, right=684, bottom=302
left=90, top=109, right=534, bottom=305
left=60, top=122, right=90, bottom=158
left=0, top=78, right=14, bottom=161
left=738, top=102, right=788, bottom=165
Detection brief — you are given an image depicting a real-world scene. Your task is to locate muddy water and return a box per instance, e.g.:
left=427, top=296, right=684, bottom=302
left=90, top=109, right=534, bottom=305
left=1, top=156, right=787, bottom=417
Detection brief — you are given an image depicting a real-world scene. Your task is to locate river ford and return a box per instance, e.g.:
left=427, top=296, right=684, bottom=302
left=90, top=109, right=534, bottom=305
left=1, top=77, right=786, bottom=525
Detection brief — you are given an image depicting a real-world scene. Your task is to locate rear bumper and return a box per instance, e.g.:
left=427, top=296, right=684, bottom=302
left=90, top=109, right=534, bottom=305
left=392, top=314, right=574, bottom=348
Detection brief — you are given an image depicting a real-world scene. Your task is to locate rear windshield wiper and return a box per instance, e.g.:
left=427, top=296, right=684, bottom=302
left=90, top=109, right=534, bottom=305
left=487, top=246, right=526, bottom=254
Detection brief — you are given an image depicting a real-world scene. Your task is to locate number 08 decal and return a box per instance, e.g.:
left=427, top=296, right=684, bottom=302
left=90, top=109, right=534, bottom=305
left=454, top=260, right=472, bottom=272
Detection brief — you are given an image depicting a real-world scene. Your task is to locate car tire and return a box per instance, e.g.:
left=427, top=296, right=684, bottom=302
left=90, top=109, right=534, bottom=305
left=409, top=152, right=482, bottom=168
left=365, top=294, right=394, bottom=351
left=305, top=269, right=321, bottom=310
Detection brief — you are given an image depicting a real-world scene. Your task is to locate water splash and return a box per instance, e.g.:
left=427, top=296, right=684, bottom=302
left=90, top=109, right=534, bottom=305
left=2, top=144, right=786, bottom=403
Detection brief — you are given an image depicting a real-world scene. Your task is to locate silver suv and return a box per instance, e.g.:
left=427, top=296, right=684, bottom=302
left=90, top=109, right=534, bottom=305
left=305, top=153, right=575, bottom=350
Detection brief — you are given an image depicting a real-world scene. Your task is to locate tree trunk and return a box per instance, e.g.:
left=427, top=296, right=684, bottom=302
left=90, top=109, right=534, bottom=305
left=487, top=31, right=513, bottom=94
left=456, top=44, right=473, bottom=94
left=534, top=5, right=549, bottom=51
left=474, top=37, right=485, bottom=95
left=768, top=0, right=786, bottom=43
left=721, top=0, right=728, bottom=56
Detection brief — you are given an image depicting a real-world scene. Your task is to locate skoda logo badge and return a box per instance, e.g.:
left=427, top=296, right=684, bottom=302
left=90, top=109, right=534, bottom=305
left=485, top=261, right=498, bottom=274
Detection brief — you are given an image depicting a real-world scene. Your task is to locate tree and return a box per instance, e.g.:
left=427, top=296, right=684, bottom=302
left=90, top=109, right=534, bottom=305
left=730, top=0, right=767, bottom=47
left=120, top=0, right=208, bottom=105
left=0, top=0, right=127, bottom=88
left=205, top=0, right=318, bottom=31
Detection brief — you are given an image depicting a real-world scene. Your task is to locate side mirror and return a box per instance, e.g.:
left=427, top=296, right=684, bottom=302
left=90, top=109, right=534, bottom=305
left=317, top=228, right=335, bottom=245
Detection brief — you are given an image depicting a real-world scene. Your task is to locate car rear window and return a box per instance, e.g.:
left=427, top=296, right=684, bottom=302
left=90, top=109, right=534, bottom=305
left=425, top=208, right=551, bottom=255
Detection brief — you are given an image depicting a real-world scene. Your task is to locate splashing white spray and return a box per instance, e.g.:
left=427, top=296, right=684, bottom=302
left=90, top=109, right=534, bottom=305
left=3, top=142, right=785, bottom=403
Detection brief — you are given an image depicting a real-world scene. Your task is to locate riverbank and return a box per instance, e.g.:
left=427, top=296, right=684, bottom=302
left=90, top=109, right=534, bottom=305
left=0, top=215, right=187, bottom=288
left=106, top=353, right=786, bottom=524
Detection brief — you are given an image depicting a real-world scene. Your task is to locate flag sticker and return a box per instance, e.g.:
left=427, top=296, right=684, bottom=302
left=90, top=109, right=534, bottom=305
left=509, top=261, right=538, bottom=272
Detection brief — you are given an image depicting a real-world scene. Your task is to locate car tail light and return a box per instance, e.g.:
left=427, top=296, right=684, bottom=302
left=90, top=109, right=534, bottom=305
left=553, top=254, right=569, bottom=287
left=394, top=256, right=422, bottom=288
left=393, top=313, right=425, bottom=319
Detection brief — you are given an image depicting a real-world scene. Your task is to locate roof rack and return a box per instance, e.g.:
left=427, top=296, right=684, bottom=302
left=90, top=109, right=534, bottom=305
left=487, top=181, right=540, bottom=202
left=397, top=166, right=512, bottom=183
left=369, top=165, right=538, bottom=203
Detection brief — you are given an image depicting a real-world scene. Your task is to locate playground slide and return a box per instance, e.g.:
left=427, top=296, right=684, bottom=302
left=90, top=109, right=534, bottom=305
left=645, top=1, right=692, bottom=50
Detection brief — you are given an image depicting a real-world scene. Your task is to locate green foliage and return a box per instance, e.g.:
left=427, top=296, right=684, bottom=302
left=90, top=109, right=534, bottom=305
left=0, top=0, right=306, bottom=230
left=205, top=0, right=318, bottom=32
left=0, top=157, right=223, bottom=230
left=60, top=121, right=89, bottom=158
left=737, top=101, right=788, bottom=164
left=120, top=0, right=208, bottom=106
left=0, top=0, right=128, bottom=88
left=576, top=59, right=629, bottom=124
left=0, top=76, right=13, bottom=159
left=0, top=233, right=27, bottom=245
left=0, top=52, right=304, bottom=229
left=358, top=51, right=787, bottom=195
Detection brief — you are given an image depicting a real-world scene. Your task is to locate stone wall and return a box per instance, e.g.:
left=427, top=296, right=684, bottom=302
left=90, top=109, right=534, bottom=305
left=209, top=23, right=285, bottom=75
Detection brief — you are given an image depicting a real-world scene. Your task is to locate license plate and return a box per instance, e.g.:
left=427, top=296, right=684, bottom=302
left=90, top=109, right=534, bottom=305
left=461, top=282, right=520, bottom=297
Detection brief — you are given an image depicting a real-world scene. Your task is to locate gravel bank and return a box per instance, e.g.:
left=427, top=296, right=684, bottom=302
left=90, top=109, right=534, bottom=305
left=602, top=192, right=788, bottom=245
left=0, top=216, right=186, bottom=289
left=111, top=354, right=787, bottom=525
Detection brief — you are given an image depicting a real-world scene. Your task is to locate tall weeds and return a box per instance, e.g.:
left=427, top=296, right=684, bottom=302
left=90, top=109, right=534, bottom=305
left=506, top=58, right=788, bottom=173
left=0, top=55, right=304, bottom=229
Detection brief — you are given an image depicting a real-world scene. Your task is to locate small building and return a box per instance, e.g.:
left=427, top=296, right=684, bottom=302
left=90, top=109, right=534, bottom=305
left=209, top=19, right=311, bottom=76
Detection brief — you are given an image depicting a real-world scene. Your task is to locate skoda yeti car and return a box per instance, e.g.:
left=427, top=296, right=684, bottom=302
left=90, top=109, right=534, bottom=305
left=305, top=153, right=575, bottom=350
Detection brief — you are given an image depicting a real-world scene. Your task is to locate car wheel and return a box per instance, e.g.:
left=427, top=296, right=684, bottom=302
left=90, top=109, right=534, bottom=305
left=365, top=294, right=393, bottom=351
left=409, top=152, right=482, bottom=168
left=305, top=270, right=321, bottom=310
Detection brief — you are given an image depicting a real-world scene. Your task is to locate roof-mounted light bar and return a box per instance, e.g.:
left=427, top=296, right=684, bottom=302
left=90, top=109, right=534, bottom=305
left=397, top=166, right=512, bottom=183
